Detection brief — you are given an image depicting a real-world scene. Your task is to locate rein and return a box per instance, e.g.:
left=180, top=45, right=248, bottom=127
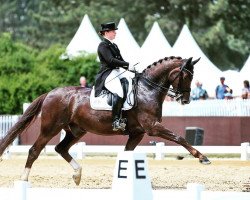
left=139, top=75, right=169, bottom=93
left=139, top=75, right=182, bottom=99
left=136, top=66, right=192, bottom=99
left=130, top=58, right=194, bottom=105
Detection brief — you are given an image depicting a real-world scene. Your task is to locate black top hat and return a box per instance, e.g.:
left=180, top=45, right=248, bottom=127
left=99, top=22, right=118, bottom=34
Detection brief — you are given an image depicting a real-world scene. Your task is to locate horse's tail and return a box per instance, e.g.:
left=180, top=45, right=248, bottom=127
left=0, top=93, right=48, bottom=156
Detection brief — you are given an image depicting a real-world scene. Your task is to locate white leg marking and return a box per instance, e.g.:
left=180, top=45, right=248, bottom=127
left=70, top=159, right=82, bottom=185
left=20, top=168, right=31, bottom=181
left=70, top=159, right=81, bottom=170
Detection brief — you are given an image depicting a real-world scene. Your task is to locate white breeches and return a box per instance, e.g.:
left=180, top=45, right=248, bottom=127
left=104, top=68, right=130, bottom=98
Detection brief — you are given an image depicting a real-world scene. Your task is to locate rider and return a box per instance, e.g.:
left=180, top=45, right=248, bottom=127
left=94, top=22, right=130, bottom=132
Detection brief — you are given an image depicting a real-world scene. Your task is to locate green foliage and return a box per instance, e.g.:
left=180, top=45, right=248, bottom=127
left=1, top=0, right=249, bottom=70
left=36, top=44, right=99, bottom=86
left=0, top=0, right=250, bottom=112
left=0, top=34, right=99, bottom=114
left=0, top=33, right=36, bottom=75
left=63, top=54, right=99, bottom=85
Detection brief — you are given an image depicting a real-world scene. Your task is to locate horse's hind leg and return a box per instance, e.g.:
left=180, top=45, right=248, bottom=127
left=20, top=127, right=61, bottom=181
left=55, top=127, right=85, bottom=185
left=147, top=122, right=211, bottom=164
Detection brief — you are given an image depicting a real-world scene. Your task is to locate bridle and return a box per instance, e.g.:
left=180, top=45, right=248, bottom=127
left=138, top=65, right=193, bottom=100
left=168, top=66, right=193, bottom=100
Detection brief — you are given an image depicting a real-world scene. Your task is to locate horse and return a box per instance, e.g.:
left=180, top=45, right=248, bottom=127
left=0, top=56, right=211, bottom=185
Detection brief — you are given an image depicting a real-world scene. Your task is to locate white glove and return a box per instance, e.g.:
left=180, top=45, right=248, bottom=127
left=129, top=62, right=139, bottom=71
left=129, top=64, right=135, bottom=71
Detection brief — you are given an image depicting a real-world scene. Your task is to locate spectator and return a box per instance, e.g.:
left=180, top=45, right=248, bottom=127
left=191, top=81, right=208, bottom=100
left=215, top=77, right=229, bottom=99
left=224, top=87, right=233, bottom=100
left=241, top=80, right=250, bottom=99
left=79, top=76, right=89, bottom=88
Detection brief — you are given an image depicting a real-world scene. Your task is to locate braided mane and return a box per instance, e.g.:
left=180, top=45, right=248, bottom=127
left=142, top=56, right=182, bottom=73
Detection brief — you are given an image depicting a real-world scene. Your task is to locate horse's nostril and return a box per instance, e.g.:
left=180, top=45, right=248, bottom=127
left=182, top=100, right=190, bottom=104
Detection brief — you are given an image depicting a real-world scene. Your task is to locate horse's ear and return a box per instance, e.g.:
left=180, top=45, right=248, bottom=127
left=186, top=57, right=193, bottom=66
left=191, top=57, right=201, bottom=66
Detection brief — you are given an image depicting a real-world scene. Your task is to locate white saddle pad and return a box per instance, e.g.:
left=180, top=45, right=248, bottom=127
left=90, top=80, right=135, bottom=111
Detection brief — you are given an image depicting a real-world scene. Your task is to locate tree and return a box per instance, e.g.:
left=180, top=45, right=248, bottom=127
left=0, top=32, right=37, bottom=113
left=0, top=0, right=249, bottom=69
left=0, top=33, right=99, bottom=114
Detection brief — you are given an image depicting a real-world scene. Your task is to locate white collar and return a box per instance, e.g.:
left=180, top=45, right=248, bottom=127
left=104, top=37, right=114, bottom=44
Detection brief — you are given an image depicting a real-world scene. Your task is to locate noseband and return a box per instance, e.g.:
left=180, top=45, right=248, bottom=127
left=138, top=66, right=193, bottom=99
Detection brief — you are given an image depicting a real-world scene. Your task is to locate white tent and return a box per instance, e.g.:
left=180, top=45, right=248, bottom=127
left=114, top=18, right=141, bottom=66
left=139, top=22, right=172, bottom=70
left=171, top=25, right=221, bottom=97
left=240, top=55, right=250, bottom=81
left=66, top=14, right=101, bottom=58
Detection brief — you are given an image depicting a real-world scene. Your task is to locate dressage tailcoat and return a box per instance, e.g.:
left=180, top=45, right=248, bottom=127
left=94, top=38, right=129, bottom=97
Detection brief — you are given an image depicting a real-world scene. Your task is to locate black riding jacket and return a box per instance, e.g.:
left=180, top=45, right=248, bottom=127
left=94, top=38, right=129, bottom=97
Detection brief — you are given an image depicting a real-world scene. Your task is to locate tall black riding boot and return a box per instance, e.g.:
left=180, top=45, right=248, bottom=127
left=112, top=94, right=126, bottom=131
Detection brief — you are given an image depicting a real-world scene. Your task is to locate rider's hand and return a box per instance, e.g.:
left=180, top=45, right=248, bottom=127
left=122, top=65, right=128, bottom=70
left=129, top=64, right=136, bottom=71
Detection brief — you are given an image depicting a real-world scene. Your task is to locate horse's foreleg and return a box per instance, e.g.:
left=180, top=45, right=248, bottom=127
left=147, top=122, right=211, bottom=164
left=55, top=129, right=84, bottom=185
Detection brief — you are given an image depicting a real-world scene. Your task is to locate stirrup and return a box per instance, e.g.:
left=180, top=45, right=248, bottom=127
left=112, top=119, right=126, bottom=131
left=119, top=118, right=127, bottom=130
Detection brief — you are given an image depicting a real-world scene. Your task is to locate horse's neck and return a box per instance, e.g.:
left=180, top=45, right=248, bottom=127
left=138, top=68, right=170, bottom=105
left=140, top=61, right=178, bottom=103
left=136, top=77, right=166, bottom=121
left=145, top=62, right=174, bottom=84
left=148, top=62, right=174, bottom=85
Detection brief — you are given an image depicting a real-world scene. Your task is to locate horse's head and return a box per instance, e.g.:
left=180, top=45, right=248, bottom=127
left=168, top=57, right=200, bottom=104
left=140, top=56, right=199, bottom=105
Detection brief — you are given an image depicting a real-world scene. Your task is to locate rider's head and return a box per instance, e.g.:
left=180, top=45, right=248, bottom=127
left=99, top=22, right=118, bottom=40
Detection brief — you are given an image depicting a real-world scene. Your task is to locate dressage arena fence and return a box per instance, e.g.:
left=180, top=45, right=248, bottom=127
left=1, top=151, right=250, bottom=200
left=1, top=100, right=250, bottom=199
left=2, top=143, right=250, bottom=199
left=2, top=142, right=250, bottom=161
left=1, top=183, right=250, bottom=200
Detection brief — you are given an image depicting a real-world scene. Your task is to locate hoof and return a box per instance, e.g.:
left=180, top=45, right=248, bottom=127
left=199, top=156, right=211, bottom=165
left=0, top=157, right=2, bottom=162
left=176, top=155, right=184, bottom=160
left=73, top=167, right=82, bottom=185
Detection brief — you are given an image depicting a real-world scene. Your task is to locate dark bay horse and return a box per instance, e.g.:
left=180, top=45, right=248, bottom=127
left=0, top=56, right=210, bottom=185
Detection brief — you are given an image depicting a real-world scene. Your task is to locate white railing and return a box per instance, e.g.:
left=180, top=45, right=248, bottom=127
left=0, top=115, right=19, bottom=144
left=3, top=142, right=250, bottom=161
left=1, top=145, right=250, bottom=200
left=1, top=182, right=250, bottom=200
left=22, top=99, right=250, bottom=116
left=162, top=98, right=250, bottom=116
left=1, top=165, right=250, bottom=200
